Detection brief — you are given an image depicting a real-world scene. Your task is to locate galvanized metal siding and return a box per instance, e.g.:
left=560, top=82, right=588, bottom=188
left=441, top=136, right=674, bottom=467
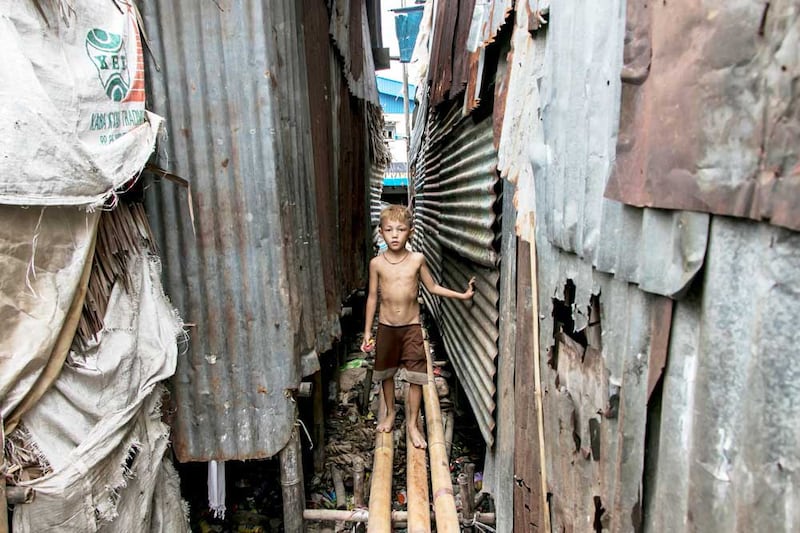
left=141, top=0, right=361, bottom=462
left=645, top=218, right=800, bottom=533
left=413, top=99, right=500, bottom=446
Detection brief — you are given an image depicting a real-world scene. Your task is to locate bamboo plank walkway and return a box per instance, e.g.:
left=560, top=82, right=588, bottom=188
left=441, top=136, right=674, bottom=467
left=303, top=332, right=495, bottom=531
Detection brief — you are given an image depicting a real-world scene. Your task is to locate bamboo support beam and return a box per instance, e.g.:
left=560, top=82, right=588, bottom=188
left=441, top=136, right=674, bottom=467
left=279, top=428, right=305, bottom=533
left=367, top=431, right=394, bottom=532
left=422, top=338, right=460, bottom=533
left=332, top=466, right=347, bottom=509
left=530, top=215, right=552, bottom=531
left=406, top=422, right=431, bottom=532
left=443, top=409, right=455, bottom=460
left=303, top=509, right=496, bottom=525
left=353, top=459, right=365, bottom=508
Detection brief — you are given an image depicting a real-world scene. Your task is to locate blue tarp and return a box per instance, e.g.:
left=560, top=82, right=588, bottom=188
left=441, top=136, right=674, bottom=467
left=393, top=6, right=424, bottom=63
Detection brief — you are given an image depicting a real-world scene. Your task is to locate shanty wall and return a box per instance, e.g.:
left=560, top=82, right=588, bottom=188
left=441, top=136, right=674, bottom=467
left=141, top=0, right=381, bottom=462
left=414, top=0, right=799, bottom=530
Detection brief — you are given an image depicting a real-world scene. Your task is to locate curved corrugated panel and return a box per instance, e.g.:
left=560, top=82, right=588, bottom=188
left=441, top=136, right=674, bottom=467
left=141, top=0, right=350, bottom=462
left=413, top=98, right=500, bottom=445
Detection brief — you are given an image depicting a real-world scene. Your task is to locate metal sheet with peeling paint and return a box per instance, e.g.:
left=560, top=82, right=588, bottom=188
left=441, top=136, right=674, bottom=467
left=412, top=98, right=501, bottom=446
left=606, top=0, right=800, bottom=232
left=141, top=0, right=369, bottom=462
left=504, top=0, right=709, bottom=299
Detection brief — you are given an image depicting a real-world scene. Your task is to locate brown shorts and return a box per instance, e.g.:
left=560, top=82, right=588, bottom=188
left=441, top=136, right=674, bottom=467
left=373, top=323, right=428, bottom=385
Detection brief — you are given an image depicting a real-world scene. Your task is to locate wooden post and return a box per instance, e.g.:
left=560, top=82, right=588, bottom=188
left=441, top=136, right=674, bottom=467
left=406, top=421, right=431, bottom=532
left=313, top=371, right=325, bottom=474
left=279, top=427, right=305, bottom=533
left=530, top=214, right=552, bottom=532
left=457, top=473, right=473, bottom=530
left=422, top=338, right=460, bottom=532
left=367, top=431, right=393, bottom=532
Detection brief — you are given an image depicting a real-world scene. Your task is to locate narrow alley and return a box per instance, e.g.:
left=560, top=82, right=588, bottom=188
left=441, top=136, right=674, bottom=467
left=1, top=1, right=798, bottom=532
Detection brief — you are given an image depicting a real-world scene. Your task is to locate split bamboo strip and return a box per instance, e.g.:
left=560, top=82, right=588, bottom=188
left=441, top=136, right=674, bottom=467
left=422, top=338, right=460, bottom=532
left=367, top=431, right=394, bottom=532
left=530, top=216, right=552, bottom=531
left=406, top=423, right=431, bottom=532
left=4, top=227, right=98, bottom=435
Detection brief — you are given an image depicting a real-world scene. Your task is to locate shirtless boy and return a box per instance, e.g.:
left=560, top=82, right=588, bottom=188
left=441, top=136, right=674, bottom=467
left=361, top=205, right=475, bottom=449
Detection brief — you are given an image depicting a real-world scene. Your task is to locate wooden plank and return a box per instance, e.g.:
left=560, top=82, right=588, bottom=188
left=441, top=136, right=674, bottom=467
left=513, top=239, right=543, bottom=530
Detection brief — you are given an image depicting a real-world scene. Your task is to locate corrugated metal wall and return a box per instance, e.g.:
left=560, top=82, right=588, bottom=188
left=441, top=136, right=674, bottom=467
left=141, top=0, right=373, bottom=462
left=499, top=0, right=800, bottom=531
left=416, top=0, right=800, bottom=529
left=412, top=97, right=501, bottom=446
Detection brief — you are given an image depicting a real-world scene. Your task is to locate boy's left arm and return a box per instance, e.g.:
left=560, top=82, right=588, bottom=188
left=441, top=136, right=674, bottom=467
left=420, top=259, right=475, bottom=300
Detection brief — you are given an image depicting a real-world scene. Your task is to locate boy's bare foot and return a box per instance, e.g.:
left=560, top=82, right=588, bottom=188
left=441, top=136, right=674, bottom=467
left=408, top=422, right=427, bottom=449
left=376, top=411, right=396, bottom=432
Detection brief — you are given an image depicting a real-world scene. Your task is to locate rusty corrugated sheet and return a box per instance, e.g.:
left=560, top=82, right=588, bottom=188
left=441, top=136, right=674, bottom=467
left=413, top=98, right=500, bottom=446
left=141, top=0, right=368, bottom=462
left=330, top=0, right=380, bottom=105
left=504, top=0, right=708, bottom=300
left=645, top=218, right=800, bottom=533
left=428, top=0, right=478, bottom=107
left=605, top=0, right=800, bottom=232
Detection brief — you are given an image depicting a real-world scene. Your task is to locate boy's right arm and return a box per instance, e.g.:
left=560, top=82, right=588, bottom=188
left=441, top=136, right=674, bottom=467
left=361, top=258, right=379, bottom=352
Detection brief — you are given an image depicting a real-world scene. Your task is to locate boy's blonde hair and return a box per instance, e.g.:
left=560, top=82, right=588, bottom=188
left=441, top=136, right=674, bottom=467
left=379, top=204, right=412, bottom=227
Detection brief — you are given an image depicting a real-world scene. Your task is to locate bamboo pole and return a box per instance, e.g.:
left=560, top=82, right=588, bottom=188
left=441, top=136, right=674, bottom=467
left=303, top=509, right=496, bottom=525
left=353, top=459, right=365, bottom=508
left=367, top=431, right=394, bottom=532
left=422, top=338, right=460, bottom=532
left=331, top=466, right=347, bottom=509
left=443, top=409, right=455, bottom=461
left=406, top=421, right=431, bottom=532
left=279, top=428, right=305, bottom=533
left=530, top=215, right=552, bottom=532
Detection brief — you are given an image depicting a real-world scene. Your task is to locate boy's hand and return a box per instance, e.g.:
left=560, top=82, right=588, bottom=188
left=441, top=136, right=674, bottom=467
left=463, top=277, right=476, bottom=299
left=361, top=334, right=375, bottom=353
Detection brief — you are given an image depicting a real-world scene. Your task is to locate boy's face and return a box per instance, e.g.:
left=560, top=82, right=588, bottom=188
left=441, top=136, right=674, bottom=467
left=380, top=218, right=412, bottom=251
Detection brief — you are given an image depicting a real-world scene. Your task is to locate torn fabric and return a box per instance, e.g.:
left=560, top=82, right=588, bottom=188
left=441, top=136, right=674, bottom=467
left=0, top=206, right=100, bottom=423
left=9, top=254, right=188, bottom=532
